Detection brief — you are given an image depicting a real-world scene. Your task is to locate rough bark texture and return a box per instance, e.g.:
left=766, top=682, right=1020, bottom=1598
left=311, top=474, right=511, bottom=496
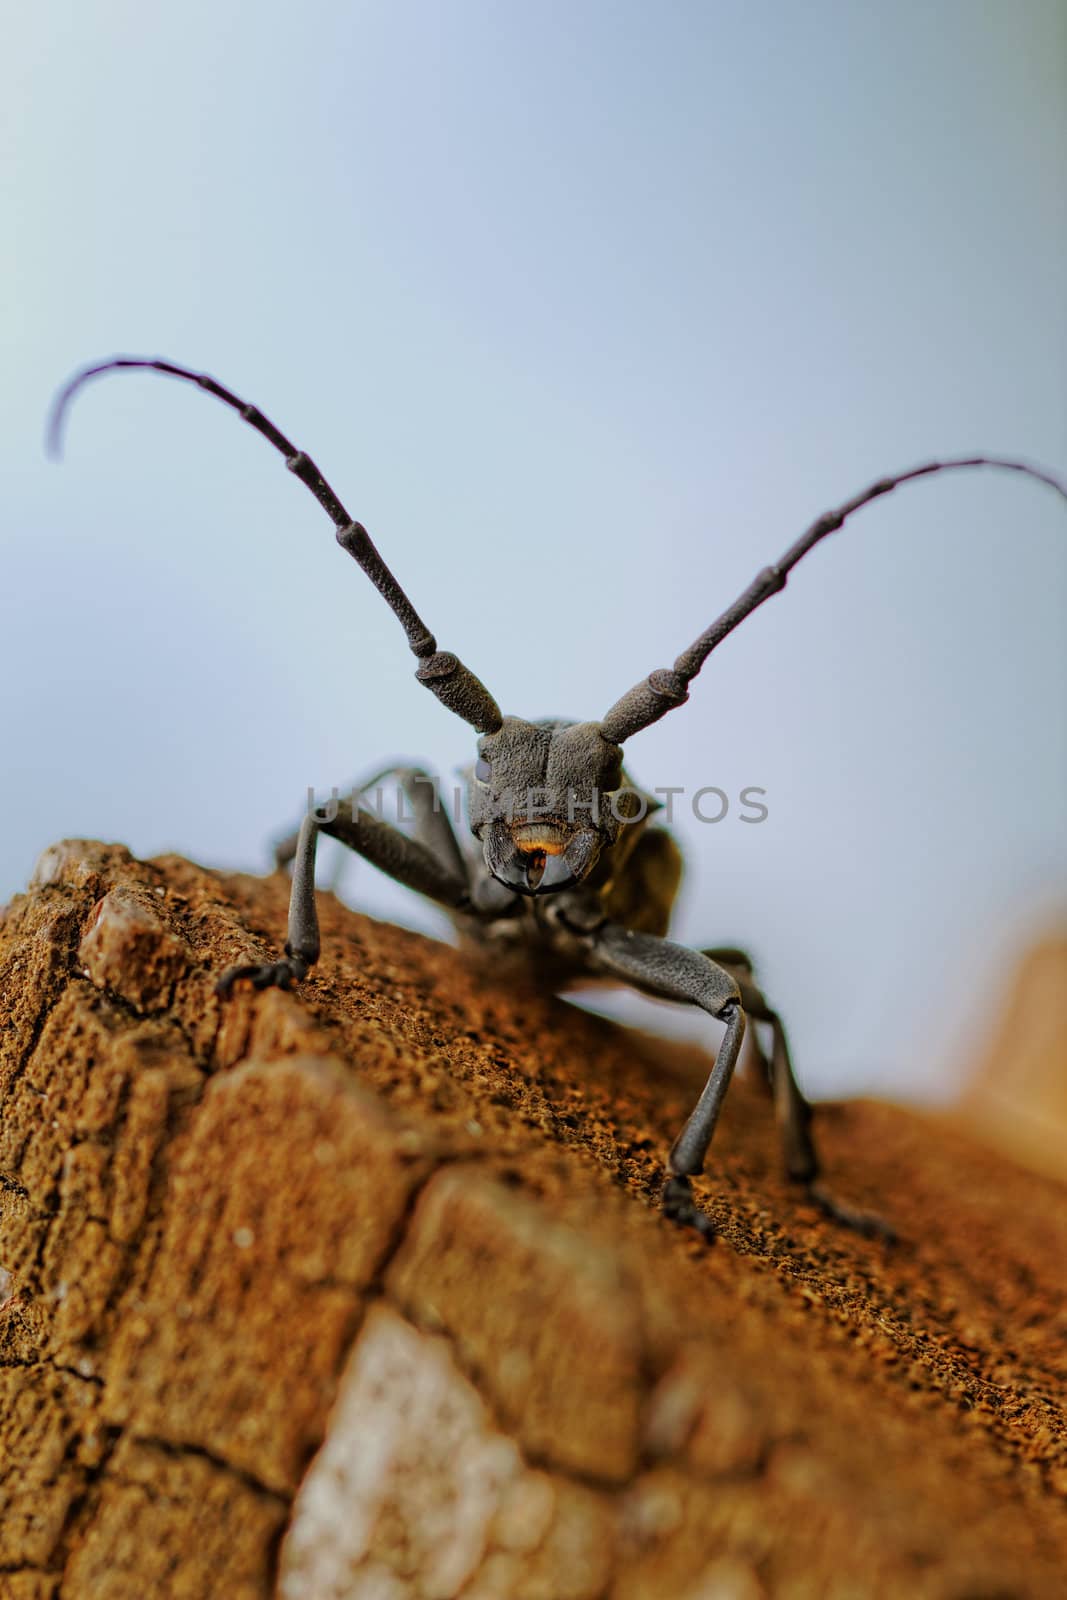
left=1, top=840, right=1065, bottom=1599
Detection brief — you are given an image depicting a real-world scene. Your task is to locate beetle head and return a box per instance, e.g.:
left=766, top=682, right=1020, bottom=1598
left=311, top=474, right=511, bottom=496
left=467, top=717, right=638, bottom=896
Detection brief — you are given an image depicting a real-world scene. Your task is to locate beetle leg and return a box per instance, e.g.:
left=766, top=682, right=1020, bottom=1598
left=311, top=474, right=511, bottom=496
left=705, top=947, right=895, bottom=1242
left=219, top=811, right=324, bottom=995
left=577, top=921, right=745, bottom=1239
left=219, top=783, right=472, bottom=996
left=702, top=948, right=773, bottom=1095
left=275, top=763, right=468, bottom=887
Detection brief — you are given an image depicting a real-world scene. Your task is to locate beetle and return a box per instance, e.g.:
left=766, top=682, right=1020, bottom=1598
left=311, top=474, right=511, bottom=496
left=48, top=357, right=1067, bottom=1242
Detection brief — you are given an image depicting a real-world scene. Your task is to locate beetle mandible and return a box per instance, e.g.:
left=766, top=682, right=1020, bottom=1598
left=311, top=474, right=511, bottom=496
left=48, top=357, right=1067, bottom=1242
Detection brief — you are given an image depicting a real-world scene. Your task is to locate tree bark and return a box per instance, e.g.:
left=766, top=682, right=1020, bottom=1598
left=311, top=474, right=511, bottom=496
left=1, top=840, right=1065, bottom=1599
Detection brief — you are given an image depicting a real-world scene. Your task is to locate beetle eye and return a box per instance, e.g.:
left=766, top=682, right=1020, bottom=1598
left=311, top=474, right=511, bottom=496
left=475, top=758, right=491, bottom=785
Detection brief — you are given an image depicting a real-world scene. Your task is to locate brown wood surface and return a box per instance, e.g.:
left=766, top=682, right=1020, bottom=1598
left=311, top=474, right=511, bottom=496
left=1, top=840, right=1065, bottom=1599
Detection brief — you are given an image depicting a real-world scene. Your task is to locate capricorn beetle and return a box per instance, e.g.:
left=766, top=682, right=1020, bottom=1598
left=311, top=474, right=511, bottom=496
left=48, top=358, right=1067, bottom=1242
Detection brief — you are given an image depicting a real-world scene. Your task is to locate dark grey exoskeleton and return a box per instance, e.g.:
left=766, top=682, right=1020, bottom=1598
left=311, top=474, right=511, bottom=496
left=48, top=358, right=1067, bottom=1241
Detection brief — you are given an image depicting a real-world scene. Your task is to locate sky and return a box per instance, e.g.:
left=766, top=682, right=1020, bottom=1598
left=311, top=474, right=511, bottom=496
left=1, top=1, right=1064, bottom=1101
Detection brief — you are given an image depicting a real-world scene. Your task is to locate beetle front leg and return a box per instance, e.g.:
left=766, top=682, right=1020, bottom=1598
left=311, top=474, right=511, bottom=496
left=219, top=788, right=472, bottom=996
left=274, top=763, right=467, bottom=882
left=579, top=921, right=746, bottom=1240
left=664, top=1000, right=746, bottom=1238
left=218, top=812, right=323, bottom=994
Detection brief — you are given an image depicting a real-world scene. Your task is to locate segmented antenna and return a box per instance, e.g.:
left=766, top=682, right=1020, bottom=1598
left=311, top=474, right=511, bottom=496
left=600, top=456, right=1067, bottom=745
left=49, top=357, right=503, bottom=734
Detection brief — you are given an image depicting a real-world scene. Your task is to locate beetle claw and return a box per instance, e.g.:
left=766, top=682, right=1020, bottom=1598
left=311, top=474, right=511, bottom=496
left=662, top=1175, right=717, bottom=1244
left=216, top=957, right=307, bottom=996
left=804, top=1181, right=897, bottom=1243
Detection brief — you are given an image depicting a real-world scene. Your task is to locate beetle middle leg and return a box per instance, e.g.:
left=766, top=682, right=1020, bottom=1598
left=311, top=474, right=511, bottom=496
left=705, top=947, right=894, bottom=1241
left=703, top=948, right=810, bottom=1167
left=702, top=948, right=774, bottom=1094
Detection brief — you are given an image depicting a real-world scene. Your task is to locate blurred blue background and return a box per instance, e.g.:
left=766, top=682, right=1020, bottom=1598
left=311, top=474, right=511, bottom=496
left=2, top=1, right=1064, bottom=1099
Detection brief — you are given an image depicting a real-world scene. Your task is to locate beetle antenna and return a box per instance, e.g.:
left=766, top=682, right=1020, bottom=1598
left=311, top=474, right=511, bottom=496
left=48, top=356, right=503, bottom=734
left=600, top=456, right=1067, bottom=744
